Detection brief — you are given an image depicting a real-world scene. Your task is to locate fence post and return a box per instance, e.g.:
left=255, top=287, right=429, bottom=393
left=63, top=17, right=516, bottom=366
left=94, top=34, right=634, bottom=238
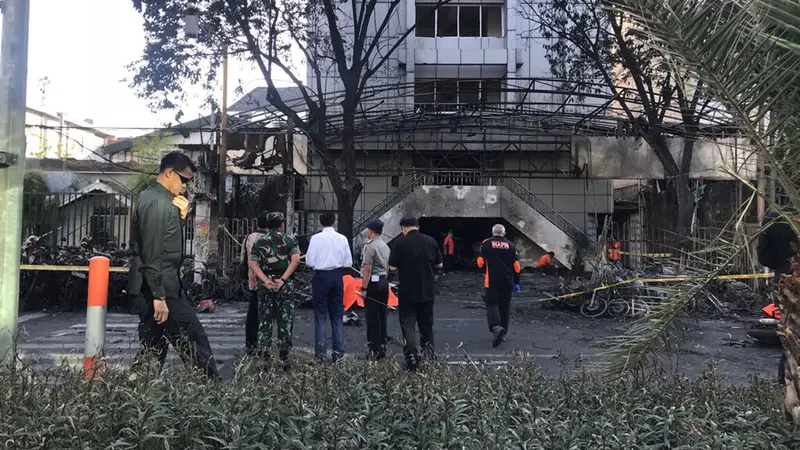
left=84, top=256, right=109, bottom=380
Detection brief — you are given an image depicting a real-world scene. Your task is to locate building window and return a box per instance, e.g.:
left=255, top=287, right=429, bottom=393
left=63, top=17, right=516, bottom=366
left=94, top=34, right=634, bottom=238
left=436, top=80, right=458, bottom=104
left=417, top=5, right=436, bottom=37
left=391, top=176, right=400, bottom=187
left=459, top=6, right=480, bottom=37
left=437, top=6, right=458, bottom=37
left=414, top=79, right=504, bottom=109
left=482, top=6, right=503, bottom=37
left=416, top=4, right=504, bottom=38
left=483, top=79, right=503, bottom=103
left=414, top=80, right=436, bottom=105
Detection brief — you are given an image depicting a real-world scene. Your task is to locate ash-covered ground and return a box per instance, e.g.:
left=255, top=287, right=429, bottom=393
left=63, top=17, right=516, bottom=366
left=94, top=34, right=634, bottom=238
left=16, top=271, right=781, bottom=383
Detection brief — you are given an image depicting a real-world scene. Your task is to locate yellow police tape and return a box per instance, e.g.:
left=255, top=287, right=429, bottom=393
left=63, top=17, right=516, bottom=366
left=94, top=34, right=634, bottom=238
left=220, top=224, right=306, bottom=260
left=619, top=251, right=673, bottom=258
left=20, top=264, right=130, bottom=273
left=219, top=224, right=242, bottom=248
left=541, top=272, right=773, bottom=303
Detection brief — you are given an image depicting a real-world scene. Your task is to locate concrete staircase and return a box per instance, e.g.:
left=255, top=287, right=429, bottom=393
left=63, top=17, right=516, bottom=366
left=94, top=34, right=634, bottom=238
left=353, top=173, right=425, bottom=233
left=352, top=172, right=597, bottom=270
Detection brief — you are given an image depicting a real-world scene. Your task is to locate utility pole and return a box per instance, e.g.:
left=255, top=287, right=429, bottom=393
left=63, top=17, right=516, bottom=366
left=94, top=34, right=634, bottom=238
left=218, top=45, right=228, bottom=220
left=285, top=117, right=294, bottom=234
left=0, top=0, right=31, bottom=364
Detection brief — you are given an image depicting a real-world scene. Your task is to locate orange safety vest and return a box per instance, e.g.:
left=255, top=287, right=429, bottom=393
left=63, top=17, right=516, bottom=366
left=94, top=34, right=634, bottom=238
left=608, top=241, right=621, bottom=261
left=537, top=254, right=552, bottom=267
left=443, top=236, right=455, bottom=255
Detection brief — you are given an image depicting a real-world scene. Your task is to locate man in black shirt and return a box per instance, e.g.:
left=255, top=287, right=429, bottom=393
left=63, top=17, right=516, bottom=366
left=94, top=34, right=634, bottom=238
left=756, top=209, right=799, bottom=384
left=128, top=151, right=218, bottom=379
left=388, top=217, right=443, bottom=371
left=477, top=224, right=521, bottom=347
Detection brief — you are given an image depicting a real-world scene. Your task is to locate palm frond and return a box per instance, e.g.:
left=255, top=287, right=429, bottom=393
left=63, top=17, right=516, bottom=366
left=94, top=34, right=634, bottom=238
left=609, top=0, right=800, bottom=134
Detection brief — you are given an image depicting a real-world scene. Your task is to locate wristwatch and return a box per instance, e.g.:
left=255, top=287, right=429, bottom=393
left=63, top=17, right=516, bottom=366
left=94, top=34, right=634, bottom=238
left=361, top=287, right=367, bottom=292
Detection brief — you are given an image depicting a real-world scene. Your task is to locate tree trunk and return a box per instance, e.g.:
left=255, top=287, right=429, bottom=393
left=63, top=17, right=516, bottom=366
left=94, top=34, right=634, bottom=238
left=651, top=135, right=695, bottom=249
left=336, top=189, right=358, bottom=257
left=337, top=101, right=363, bottom=255
left=778, top=258, right=800, bottom=422
left=673, top=173, right=694, bottom=247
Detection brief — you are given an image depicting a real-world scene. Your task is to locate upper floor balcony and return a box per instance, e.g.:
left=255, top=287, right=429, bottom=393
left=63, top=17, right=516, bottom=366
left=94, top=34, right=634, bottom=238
left=413, top=2, right=510, bottom=65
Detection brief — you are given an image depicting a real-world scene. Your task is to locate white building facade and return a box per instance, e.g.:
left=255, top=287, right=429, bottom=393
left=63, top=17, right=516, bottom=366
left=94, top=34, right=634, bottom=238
left=298, top=0, right=612, bottom=269
left=25, top=107, right=113, bottom=160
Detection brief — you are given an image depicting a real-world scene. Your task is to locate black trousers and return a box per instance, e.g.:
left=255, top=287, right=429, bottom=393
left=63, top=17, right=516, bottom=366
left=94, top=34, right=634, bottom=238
left=443, top=255, right=455, bottom=273
left=365, top=276, right=389, bottom=358
left=134, top=284, right=219, bottom=379
left=245, top=289, right=259, bottom=352
left=398, top=300, right=435, bottom=362
left=486, top=284, right=512, bottom=333
left=774, top=270, right=787, bottom=384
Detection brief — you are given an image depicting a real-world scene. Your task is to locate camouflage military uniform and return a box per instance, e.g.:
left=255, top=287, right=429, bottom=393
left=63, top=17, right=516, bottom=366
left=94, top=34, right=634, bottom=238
left=249, top=223, right=301, bottom=360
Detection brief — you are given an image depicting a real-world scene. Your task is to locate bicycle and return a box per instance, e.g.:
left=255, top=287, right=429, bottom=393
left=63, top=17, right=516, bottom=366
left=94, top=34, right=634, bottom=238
left=190, top=261, right=250, bottom=303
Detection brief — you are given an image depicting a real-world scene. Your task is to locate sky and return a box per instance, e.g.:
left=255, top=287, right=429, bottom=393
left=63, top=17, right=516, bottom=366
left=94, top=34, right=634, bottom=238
left=1, top=0, right=294, bottom=138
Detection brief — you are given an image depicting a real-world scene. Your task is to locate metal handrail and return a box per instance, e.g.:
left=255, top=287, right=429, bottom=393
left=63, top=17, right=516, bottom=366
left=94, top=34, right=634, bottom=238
left=352, top=173, right=424, bottom=236
left=351, top=171, right=597, bottom=247
left=495, top=175, right=596, bottom=246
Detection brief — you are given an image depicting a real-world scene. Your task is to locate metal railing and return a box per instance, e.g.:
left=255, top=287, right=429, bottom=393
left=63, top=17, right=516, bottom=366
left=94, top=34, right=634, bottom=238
left=22, top=192, right=133, bottom=249
left=350, top=170, right=595, bottom=248
left=352, top=173, right=425, bottom=236
left=495, top=176, right=596, bottom=247
left=420, top=170, right=496, bottom=187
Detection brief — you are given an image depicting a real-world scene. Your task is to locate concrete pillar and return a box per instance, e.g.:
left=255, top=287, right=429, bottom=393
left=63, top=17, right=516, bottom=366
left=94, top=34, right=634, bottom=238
left=405, top=0, right=416, bottom=110
left=505, top=0, right=519, bottom=104
left=192, top=198, right=214, bottom=284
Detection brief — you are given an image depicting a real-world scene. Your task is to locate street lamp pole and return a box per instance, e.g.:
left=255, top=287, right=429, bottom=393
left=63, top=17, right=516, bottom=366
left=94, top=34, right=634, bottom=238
left=0, top=0, right=31, bottom=364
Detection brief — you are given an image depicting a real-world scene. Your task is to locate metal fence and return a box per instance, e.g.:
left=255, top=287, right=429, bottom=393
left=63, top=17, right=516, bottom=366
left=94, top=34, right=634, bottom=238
left=23, top=191, right=195, bottom=256
left=219, top=211, right=311, bottom=268
left=23, top=192, right=134, bottom=249
left=622, top=225, right=757, bottom=276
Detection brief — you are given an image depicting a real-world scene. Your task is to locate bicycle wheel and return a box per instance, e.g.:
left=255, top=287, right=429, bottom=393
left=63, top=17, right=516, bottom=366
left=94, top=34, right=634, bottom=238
left=201, top=279, right=216, bottom=300
left=608, top=298, right=629, bottom=317
left=580, top=298, right=608, bottom=318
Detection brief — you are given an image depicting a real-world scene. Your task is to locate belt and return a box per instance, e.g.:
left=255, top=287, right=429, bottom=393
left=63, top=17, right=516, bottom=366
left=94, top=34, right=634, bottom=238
left=315, top=268, right=343, bottom=272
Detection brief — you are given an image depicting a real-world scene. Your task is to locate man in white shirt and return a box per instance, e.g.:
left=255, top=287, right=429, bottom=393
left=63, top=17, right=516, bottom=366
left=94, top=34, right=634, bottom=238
left=305, top=211, right=353, bottom=362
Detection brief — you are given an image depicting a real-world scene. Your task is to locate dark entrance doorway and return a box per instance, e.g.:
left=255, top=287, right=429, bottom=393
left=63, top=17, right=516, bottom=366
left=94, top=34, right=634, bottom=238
left=418, top=217, right=516, bottom=270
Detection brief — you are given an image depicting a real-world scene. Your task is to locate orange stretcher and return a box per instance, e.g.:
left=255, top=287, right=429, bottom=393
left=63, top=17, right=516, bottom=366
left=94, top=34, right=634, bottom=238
left=342, top=274, right=398, bottom=311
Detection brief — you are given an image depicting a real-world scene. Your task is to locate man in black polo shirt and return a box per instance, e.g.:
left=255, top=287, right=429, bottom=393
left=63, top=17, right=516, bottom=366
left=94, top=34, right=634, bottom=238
left=388, top=217, right=443, bottom=371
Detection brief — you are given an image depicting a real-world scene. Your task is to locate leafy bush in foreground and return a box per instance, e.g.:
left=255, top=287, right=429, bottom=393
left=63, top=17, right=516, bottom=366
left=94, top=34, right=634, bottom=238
left=1, top=359, right=799, bottom=449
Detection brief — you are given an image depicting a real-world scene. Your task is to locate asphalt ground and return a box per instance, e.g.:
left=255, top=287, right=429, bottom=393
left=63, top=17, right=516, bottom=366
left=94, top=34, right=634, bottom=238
left=14, top=272, right=782, bottom=382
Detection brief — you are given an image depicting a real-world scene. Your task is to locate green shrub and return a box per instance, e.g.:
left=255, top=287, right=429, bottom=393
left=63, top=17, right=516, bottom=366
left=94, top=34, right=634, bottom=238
left=1, top=359, right=798, bottom=449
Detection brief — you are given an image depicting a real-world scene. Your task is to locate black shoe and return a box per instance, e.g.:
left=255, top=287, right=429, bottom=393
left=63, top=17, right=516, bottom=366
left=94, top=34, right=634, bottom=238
left=405, top=355, right=419, bottom=372
left=492, top=327, right=505, bottom=347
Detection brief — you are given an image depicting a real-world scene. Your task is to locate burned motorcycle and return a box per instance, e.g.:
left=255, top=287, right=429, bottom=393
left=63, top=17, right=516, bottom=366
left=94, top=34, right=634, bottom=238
left=746, top=298, right=781, bottom=346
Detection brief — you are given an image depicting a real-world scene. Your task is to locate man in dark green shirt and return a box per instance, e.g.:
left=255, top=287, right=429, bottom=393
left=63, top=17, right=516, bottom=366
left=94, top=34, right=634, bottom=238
left=128, top=151, right=218, bottom=379
left=248, top=212, right=301, bottom=364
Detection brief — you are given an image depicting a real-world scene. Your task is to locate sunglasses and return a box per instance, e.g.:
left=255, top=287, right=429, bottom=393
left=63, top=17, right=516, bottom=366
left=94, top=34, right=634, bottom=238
left=174, top=171, right=193, bottom=185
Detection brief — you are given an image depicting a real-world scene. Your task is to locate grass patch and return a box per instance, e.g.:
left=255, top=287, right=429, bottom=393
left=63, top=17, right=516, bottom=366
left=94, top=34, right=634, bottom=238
left=1, top=359, right=798, bottom=449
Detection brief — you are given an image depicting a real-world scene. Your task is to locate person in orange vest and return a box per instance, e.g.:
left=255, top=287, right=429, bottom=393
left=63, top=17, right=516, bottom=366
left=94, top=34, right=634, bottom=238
left=442, top=230, right=455, bottom=274
left=608, top=238, right=621, bottom=266
left=536, top=251, right=555, bottom=275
